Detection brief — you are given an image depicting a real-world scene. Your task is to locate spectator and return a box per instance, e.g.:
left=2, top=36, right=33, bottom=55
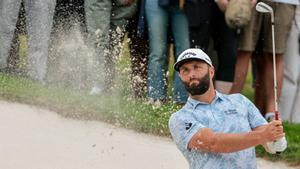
left=0, top=0, right=56, bottom=82
left=279, top=5, right=300, bottom=123
left=184, top=0, right=239, bottom=94
left=145, top=0, right=190, bottom=105
left=85, top=0, right=136, bottom=94
left=231, top=0, right=297, bottom=118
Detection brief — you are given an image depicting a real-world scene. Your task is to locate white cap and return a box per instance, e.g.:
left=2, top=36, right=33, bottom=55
left=174, top=48, right=212, bottom=71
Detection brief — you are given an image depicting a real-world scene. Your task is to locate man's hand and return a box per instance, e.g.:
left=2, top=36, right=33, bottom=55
left=261, top=120, right=285, bottom=142
left=121, top=0, right=134, bottom=5
left=216, top=0, right=229, bottom=12
left=264, top=137, right=287, bottom=154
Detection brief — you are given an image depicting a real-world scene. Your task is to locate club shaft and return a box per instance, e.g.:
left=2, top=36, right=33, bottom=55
left=271, top=12, right=279, bottom=120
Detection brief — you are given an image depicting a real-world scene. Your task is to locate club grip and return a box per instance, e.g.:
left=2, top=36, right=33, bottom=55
left=275, top=110, right=279, bottom=120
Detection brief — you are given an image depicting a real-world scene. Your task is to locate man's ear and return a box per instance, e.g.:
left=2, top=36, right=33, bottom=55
left=209, top=66, right=215, bottom=78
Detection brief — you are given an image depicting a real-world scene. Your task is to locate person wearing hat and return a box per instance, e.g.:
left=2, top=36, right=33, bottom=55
left=169, top=48, right=287, bottom=169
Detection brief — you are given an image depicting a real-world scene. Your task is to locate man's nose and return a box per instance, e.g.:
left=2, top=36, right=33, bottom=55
left=189, top=69, right=197, bottom=78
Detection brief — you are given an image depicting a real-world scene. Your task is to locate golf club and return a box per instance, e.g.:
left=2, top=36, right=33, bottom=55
left=256, top=2, right=279, bottom=120
left=256, top=2, right=287, bottom=154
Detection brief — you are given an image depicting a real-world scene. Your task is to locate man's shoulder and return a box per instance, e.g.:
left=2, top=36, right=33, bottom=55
left=169, top=105, right=193, bottom=125
left=169, top=106, right=188, bottom=121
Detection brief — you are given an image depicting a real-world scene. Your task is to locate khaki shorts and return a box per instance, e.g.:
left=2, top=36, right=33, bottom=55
left=239, top=1, right=296, bottom=54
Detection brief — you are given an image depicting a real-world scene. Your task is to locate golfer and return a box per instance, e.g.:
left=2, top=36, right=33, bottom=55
left=169, top=48, right=287, bottom=169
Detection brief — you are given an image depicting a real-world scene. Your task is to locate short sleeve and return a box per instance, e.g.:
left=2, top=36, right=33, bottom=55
left=168, top=113, right=206, bottom=152
left=243, top=96, right=268, bottom=129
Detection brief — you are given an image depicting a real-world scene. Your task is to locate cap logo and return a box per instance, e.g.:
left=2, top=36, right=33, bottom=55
left=181, top=52, right=196, bottom=60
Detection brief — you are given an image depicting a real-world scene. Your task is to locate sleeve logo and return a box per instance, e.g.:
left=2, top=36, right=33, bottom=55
left=185, top=122, right=193, bottom=130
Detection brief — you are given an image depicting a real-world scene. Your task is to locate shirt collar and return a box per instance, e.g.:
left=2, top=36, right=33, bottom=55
left=186, top=91, right=224, bottom=109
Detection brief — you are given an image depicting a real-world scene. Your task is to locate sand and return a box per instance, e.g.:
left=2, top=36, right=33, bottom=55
left=0, top=100, right=298, bottom=169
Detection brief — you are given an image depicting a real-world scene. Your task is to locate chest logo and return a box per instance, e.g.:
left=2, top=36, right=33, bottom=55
left=225, top=109, right=238, bottom=115
left=185, top=123, right=193, bottom=130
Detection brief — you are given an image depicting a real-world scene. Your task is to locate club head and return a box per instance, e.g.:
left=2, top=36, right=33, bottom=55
left=256, top=2, right=273, bottom=13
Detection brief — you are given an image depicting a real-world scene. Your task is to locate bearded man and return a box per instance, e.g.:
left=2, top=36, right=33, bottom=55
left=169, top=48, right=287, bottom=169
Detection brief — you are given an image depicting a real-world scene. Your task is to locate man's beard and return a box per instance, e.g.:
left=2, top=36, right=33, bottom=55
left=182, top=72, right=210, bottom=96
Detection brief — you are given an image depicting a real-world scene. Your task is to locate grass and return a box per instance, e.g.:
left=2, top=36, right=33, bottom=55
left=0, top=71, right=178, bottom=136
left=1, top=35, right=299, bottom=166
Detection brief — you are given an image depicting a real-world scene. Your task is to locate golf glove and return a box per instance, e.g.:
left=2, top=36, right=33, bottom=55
left=265, top=137, right=287, bottom=154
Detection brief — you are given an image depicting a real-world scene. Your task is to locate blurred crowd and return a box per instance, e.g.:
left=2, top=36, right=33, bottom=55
left=0, top=0, right=299, bottom=123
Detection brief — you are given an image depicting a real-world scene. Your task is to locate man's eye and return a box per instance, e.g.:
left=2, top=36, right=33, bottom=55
left=182, top=69, right=189, bottom=74
left=194, top=66, right=201, bottom=70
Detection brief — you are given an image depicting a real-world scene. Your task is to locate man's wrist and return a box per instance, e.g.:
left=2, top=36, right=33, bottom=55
left=252, top=130, right=266, bottom=144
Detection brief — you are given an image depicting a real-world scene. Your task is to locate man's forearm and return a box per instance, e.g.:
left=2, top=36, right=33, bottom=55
left=210, top=130, right=264, bottom=153
left=189, top=128, right=266, bottom=153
